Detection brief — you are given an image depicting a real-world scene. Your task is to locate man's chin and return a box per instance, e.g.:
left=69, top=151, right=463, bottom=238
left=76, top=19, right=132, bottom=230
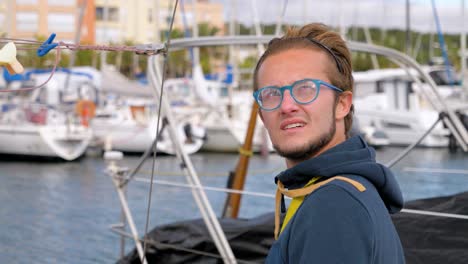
left=273, top=132, right=335, bottom=162
left=274, top=144, right=315, bottom=161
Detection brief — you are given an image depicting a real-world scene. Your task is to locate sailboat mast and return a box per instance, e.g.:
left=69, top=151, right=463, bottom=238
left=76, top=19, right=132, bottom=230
left=228, top=0, right=237, bottom=116
left=405, top=0, right=411, bottom=55
left=461, top=0, right=468, bottom=95
left=222, top=102, right=259, bottom=218
left=191, top=0, right=200, bottom=65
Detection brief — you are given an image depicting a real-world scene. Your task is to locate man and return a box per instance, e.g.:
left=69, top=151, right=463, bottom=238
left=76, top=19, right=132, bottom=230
left=252, top=23, right=405, bottom=263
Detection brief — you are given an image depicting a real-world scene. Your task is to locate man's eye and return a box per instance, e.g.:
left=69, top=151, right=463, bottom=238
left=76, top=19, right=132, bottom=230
left=295, top=85, right=315, bottom=94
left=297, top=85, right=312, bottom=90
left=262, top=89, right=280, bottom=98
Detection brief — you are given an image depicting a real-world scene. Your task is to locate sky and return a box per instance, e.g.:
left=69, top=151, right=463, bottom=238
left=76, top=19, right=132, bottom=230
left=214, top=0, right=468, bottom=34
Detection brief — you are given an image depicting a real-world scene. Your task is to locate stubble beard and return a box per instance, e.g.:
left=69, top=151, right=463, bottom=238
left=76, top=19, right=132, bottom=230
left=273, top=113, right=336, bottom=163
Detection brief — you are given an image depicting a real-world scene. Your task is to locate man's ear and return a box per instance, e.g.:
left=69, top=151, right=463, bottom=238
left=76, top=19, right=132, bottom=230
left=335, top=91, right=353, bottom=120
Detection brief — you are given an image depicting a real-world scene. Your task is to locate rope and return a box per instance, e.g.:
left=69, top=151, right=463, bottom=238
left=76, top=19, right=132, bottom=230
left=0, top=37, right=165, bottom=94
left=1, top=37, right=165, bottom=54
left=0, top=47, right=61, bottom=93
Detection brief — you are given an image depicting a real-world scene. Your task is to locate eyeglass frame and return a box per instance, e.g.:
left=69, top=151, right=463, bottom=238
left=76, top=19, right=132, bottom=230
left=253, top=78, right=344, bottom=111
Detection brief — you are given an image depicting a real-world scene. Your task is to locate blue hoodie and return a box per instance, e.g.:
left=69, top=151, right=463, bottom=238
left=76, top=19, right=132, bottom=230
left=266, top=135, right=405, bottom=263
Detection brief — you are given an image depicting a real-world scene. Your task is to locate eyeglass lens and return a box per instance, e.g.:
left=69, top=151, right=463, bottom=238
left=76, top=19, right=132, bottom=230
left=259, top=80, right=318, bottom=109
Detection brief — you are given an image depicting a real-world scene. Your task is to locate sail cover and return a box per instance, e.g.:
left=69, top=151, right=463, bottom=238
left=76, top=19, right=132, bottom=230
left=119, top=191, right=468, bottom=263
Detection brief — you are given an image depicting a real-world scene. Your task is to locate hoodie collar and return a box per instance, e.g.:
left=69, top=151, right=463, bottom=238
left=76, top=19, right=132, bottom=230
left=274, top=135, right=404, bottom=213
left=277, top=135, right=371, bottom=189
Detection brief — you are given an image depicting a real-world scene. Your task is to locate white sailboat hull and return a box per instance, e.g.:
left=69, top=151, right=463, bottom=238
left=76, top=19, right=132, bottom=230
left=91, top=112, right=206, bottom=155
left=202, top=126, right=242, bottom=152
left=0, top=124, right=92, bottom=160
left=201, top=119, right=273, bottom=153
left=355, top=109, right=449, bottom=147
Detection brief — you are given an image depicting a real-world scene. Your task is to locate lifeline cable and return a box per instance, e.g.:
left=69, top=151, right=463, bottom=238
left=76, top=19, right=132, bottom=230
left=0, top=47, right=61, bottom=93
left=132, top=176, right=468, bottom=221
left=141, top=0, right=180, bottom=259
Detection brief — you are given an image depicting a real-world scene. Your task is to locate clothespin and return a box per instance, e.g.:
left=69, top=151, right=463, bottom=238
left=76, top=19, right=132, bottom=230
left=37, top=33, right=58, bottom=57
left=0, top=42, right=24, bottom=74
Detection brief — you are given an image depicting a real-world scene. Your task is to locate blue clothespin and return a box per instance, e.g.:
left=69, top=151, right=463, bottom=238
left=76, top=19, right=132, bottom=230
left=37, top=33, right=58, bottom=57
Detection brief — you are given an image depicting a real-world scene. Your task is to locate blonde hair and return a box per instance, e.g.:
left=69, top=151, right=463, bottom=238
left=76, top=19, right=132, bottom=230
left=253, top=23, right=354, bottom=136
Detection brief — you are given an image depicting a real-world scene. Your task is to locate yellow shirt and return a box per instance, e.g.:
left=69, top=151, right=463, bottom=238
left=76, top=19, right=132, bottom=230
left=280, top=176, right=321, bottom=234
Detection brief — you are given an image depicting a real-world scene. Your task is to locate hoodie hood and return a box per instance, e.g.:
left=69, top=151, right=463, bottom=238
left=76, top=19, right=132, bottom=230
left=276, top=135, right=403, bottom=213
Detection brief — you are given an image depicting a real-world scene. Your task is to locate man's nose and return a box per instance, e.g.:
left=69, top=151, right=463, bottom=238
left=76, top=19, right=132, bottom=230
left=280, top=90, right=299, bottom=113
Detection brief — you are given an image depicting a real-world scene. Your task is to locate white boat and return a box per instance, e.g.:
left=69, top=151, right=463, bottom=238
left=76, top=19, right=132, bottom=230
left=91, top=98, right=206, bottom=155
left=91, top=69, right=206, bottom=155
left=164, top=65, right=273, bottom=153
left=353, top=65, right=468, bottom=147
left=0, top=68, right=95, bottom=160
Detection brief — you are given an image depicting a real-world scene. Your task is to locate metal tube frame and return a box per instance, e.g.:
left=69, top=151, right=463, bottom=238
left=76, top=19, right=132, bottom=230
left=146, top=56, right=237, bottom=263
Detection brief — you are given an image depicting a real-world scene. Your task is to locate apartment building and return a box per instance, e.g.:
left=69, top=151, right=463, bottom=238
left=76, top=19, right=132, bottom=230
left=0, top=1, right=9, bottom=36
left=95, top=0, right=225, bottom=44
left=4, top=0, right=95, bottom=43
left=1, top=0, right=223, bottom=45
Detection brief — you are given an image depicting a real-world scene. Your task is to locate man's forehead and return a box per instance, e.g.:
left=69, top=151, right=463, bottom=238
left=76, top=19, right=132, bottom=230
left=257, top=49, right=331, bottom=84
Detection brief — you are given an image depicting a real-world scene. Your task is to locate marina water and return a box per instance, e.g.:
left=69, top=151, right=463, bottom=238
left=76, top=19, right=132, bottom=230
left=0, top=147, right=467, bottom=263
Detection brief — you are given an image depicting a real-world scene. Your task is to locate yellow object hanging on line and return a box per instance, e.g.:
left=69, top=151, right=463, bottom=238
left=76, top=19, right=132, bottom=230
left=0, top=42, right=24, bottom=74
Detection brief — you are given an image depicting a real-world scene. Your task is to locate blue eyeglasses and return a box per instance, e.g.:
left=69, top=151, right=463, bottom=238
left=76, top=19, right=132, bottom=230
left=253, top=78, right=343, bottom=111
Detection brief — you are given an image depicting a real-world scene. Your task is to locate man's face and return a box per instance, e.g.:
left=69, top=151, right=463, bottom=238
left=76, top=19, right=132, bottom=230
left=257, top=48, right=338, bottom=164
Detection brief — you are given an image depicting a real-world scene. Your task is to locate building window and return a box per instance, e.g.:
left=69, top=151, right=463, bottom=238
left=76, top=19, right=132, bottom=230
left=96, top=6, right=119, bottom=22
left=148, top=9, right=153, bottom=23
left=16, top=0, right=38, bottom=4
left=48, top=14, right=75, bottom=33
left=108, top=7, right=119, bottom=22
left=47, top=0, right=75, bottom=6
left=96, top=7, right=104, bottom=21
left=96, top=28, right=121, bottom=43
left=159, top=9, right=171, bottom=25
left=16, top=12, right=38, bottom=31
left=183, top=12, right=194, bottom=22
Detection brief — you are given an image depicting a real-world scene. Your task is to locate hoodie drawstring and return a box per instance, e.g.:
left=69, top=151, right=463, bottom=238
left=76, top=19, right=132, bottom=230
left=274, top=176, right=366, bottom=240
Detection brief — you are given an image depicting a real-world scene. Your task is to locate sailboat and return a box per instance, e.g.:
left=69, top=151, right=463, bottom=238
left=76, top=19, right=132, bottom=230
left=163, top=63, right=273, bottom=153
left=353, top=65, right=468, bottom=148
left=90, top=65, right=207, bottom=155
left=0, top=68, right=96, bottom=160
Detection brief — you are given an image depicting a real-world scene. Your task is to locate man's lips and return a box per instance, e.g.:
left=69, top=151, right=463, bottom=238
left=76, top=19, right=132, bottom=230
left=280, top=119, right=307, bottom=130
